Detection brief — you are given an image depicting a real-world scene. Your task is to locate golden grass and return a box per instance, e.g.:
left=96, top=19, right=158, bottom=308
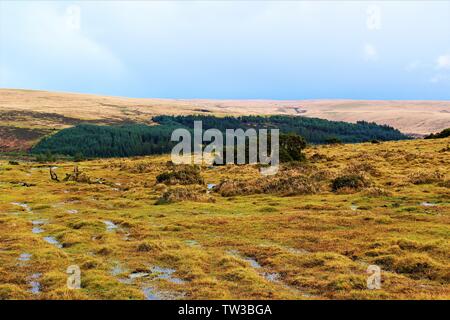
left=0, top=137, right=449, bottom=300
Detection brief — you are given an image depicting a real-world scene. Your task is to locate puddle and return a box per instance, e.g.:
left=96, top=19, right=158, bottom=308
left=32, top=219, right=48, bottom=225
left=185, top=240, right=200, bottom=247
left=110, top=263, right=126, bottom=276
left=11, top=202, right=31, bottom=212
left=18, top=253, right=32, bottom=262
left=207, top=184, right=216, bottom=190
left=151, top=266, right=185, bottom=284
left=142, top=287, right=185, bottom=300
left=67, top=209, right=78, bottom=214
left=263, top=272, right=280, bottom=282
left=142, top=287, right=160, bottom=300
left=43, top=236, right=62, bottom=248
left=32, top=227, right=44, bottom=234
left=129, top=272, right=150, bottom=280
left=421, top=202, right=437, bottom=207
left=228, top=250, right=283, bottom=283
left=103, top=220, right=118, bottom=232
left=243, top=256, right=262, bottom=269
left=29, top=273, right=41, bottom=294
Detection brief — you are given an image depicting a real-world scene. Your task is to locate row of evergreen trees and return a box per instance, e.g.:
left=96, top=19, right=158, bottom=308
left=31, top=115, right=408, bottom=158
left=154, top=115, right=408, bottom=144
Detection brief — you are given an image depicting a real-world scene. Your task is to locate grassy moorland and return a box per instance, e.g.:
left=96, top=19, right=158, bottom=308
left=0, top=137, right=449, bottom=300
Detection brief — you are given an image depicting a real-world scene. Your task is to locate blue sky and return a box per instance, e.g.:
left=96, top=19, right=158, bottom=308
left=1, top=1, right=449, bottom=100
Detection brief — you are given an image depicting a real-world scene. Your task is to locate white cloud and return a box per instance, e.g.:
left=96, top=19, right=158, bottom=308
left=436, top=54, right=450, bottom=69
left=363, top=43, right=378, bottom=61
left=0, top=2, right=125, bottom=89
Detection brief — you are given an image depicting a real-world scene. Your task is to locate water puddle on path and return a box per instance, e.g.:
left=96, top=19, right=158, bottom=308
left=43, top=236, right=62, bottom=248
left=185, top=240, right=201, bottom=247
left=142, top=287, right=185, bottom=300
left=151, top=266, right=185, bottom=284
left=31, top=219, right=48, bottom=234
left=32, top=227, right=44, bottom=234
left=29, top=273, right=41, bottom=294
left=421, top=202, right=437, bottom=207
left=103, top=220, right=118, bottom=232
left=11, top=202, right=32, bottom=212
left=228, top=250, right=309, bottom=296
left=18, top=253, right=32, bottom=262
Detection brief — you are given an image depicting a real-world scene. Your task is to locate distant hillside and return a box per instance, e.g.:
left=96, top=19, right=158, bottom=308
left=1, top=89, right=449, bottom=151
left=31, top=115, right=408, bottom=158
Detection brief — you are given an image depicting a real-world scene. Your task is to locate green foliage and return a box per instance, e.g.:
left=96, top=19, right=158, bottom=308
left=155, top=115, right=409, bottom=144
left=279, top=133, right=307, bottom=162
left=31, top=115, right=409, bottom=158
left=425, top=128, right=450, bottom=139
left=35, top=150, right=56, bottom=163
left=32, top=123, right=181, bottom=158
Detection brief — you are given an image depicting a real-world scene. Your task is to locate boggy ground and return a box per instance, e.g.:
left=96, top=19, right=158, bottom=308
left=0, top=138, right=449, bottom=300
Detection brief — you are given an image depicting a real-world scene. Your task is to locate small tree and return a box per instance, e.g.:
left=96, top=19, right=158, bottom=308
left=279, top=133, right=307, bottom=163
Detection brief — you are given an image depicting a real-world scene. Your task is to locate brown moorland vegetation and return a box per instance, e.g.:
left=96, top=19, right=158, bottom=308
left=0, top=137, right=448, bottom=299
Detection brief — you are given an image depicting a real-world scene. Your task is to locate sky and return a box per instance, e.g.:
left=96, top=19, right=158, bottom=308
left=0, top=1, right=449, bottom=100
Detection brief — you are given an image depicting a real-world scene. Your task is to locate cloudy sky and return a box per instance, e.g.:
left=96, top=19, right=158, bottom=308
left=0, top=1, right=449, bottom=100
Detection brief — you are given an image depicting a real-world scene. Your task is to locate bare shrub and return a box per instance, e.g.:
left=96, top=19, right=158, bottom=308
left=215, top=172, right=319, bottom=197
left=407, top=170, right=444, bottom=185
left=156, top=165, right=204, bottom=185
left=331, top=174, right=370, bottom=192
left=156, top=186, right=214, bottom=204
left=346, top=162, right=381, bottom=177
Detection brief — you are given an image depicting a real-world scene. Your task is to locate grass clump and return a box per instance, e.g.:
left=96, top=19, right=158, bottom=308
left=331, top=174, right=370, bottom=192
left=156, top=165, right=204, bottom=185
left=156, top=186, right=213, bottom=204
left=408, top=170, right=444, bottom=185
left=215, top=172, right=319, bottom=197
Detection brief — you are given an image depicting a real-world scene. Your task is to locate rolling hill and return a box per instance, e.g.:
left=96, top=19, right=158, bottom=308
left=1, top=88, right=449, bottom=151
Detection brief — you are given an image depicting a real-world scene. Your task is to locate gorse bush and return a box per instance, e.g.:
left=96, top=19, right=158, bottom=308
left=279, top=133, right=307, bottom=162
left=215, top=132, right=307, bottom=165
